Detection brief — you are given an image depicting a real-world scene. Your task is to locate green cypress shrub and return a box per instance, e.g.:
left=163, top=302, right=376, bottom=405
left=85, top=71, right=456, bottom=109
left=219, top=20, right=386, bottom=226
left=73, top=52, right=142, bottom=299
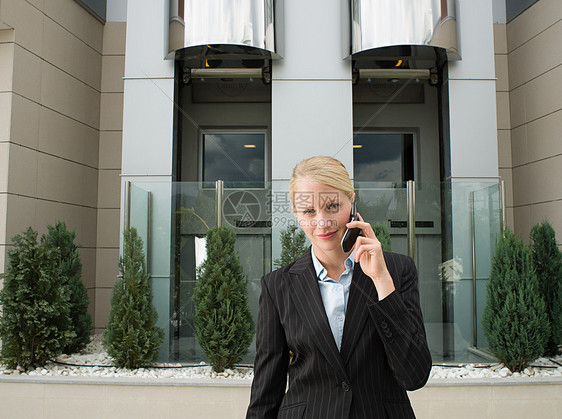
left=530, top=221, right=562, bottom=356
left=193, top=226, right=255, bottom=372
left=0, top=227, right=74, bottom=370
left=103, top=228, right=164, bottom=369
left=483, top=229, right=550, bottom=372
left=273, top=224, right=308, bottom=268
left=45, top=221, right=92, bottom=354
left=372, top=222, right=392, bottom=252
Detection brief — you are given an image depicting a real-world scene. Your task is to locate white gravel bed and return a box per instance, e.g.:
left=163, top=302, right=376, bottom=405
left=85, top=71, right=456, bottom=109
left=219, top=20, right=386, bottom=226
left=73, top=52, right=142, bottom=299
left=1, top=335, right=561, bottom=381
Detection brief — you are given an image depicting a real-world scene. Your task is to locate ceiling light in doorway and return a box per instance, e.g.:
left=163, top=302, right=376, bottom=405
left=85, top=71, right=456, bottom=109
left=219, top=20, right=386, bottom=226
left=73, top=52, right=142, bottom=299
left=353, top=144, right=363, bottom=149
left=244, top=144, right=257, bottom=148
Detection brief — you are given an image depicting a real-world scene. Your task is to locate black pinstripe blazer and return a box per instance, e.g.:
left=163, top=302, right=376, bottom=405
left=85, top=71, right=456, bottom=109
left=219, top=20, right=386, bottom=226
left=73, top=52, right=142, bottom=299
left=246, top=248, right=431, bottom=419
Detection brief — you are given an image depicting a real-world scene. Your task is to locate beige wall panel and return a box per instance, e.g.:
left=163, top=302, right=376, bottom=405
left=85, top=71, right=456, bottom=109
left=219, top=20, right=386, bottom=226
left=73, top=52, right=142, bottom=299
left=510, top=125, right=527, bottom=167
left=0, top=384, right=44, bottom=418
left=0, top=143, right=8, bottom=193
left=509, top=65, right=562, bottom=128
left=94, top=287, right=113, bottom=328
left=508, top=21, right=562, bottom=90
left=42, top=17, right=102, bottom=91
left=98, top=169, right=121, bottom=209
left=96, top=208, right=120, bottom=248
left=99, top=131, right=122, bottom=170
left=499, top=168, right=513, bottom=208
left=495, top=91, right=510, bottom=130
left=528, top=200, right=562, bottom=244
left=34, top=199, right=97, bottom=248
left=496, top=130, right=512, bottom=168
left=0, top=93, right=12, bottom=141
left=507, top=0, right=562, bottom=53
left=0, top=193, right=7, bottom=244
left=526, top=110, right=562, bottom=163
left=79, top=246, right=96, bottom=289
left=0, top=43, right=14, bottom=92
left=0, top=29, right=15, bottom=43
left=493, top=24, right=507, bottom=54
left=494, top=54, right=509, bottom=92
left=505, top=207, right=515, bottom=230
left=86, top=287, right=95, bottom=325
left=96, top=247, right=119, bottom=288
left=43, top=0, right=103, bottom=54
left=4, top=194, right=37, bottom=244
left=38, top=105, right=99, bottom=168
left=26, top=0, right=45, bottom=12
left=12, top=44, right=42, bottom=103
left=101, top=55, right=125, bottom=93
left=10, top=93, right=39, bottom=148
left=41, top=61, right=100, bottom=129
left=512, top=155, right=562, bottom=207
left=491, top=401, right=557, bottom=419
left=0, top=0, right=44, bottom=56
left=7, top=143, right=38, bottom=197
left=102, top=22, right=127, bottom=55
left=99, top=93, right=124, bottom=131
left=0, top=244, right=6, bottom=274
left=36, top=153, right=98, bottom=207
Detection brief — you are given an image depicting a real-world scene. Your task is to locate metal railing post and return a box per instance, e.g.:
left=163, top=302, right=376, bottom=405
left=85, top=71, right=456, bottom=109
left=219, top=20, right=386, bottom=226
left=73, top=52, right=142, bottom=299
left=216, top=180, right=224, bottom=228
left=407, top=180, right=416, bottom=258
left=470, top=191, right=478, bottom=347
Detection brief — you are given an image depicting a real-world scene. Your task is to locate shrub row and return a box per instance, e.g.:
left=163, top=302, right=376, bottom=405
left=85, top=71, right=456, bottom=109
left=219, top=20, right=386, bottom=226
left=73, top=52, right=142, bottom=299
left=484, top=221, right=562, bottom=372
left=0, top=222, right=91, bottom=370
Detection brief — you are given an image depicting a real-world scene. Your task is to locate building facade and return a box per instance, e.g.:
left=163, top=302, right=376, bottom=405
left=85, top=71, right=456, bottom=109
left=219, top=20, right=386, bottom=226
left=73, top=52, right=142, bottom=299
left=0, top=0, right=560, bottom=364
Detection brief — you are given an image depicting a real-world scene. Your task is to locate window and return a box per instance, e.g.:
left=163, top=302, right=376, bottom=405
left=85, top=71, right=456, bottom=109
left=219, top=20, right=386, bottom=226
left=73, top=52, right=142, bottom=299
left=353, top=133, right=414, bottom=183
left=202, top=131, right=266, bottom=188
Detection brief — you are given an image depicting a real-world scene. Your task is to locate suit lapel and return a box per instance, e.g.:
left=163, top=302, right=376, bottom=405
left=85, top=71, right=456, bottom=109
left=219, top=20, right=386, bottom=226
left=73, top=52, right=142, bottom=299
left=340, top=263, right=379, bottom=365
left=288, top=249, right=349, bottom=381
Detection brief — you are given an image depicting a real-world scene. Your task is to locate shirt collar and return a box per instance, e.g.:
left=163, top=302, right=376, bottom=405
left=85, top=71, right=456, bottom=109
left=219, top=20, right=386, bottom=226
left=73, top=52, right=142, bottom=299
left=310, top=246, right=355, bottom=282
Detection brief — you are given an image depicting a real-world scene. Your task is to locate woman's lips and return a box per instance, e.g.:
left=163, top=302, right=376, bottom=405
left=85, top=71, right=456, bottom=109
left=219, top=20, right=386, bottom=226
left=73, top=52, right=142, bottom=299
left=316, top=231, right=337, bottom=240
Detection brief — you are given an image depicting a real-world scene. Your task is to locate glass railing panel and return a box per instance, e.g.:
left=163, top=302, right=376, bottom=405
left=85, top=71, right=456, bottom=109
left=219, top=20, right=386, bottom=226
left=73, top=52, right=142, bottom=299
left=127, top=179, right=502, bottom=364
left=472, top=183, right=502, bottom=351
left=171, top=182, right=216, bottom=362
left=128, top=180, right=175, bottom=361
left=437, top=180, right=501, bottom=362
left=354, top=181, right=408, bottom=254
left=129, top=183, right=150, bottom=258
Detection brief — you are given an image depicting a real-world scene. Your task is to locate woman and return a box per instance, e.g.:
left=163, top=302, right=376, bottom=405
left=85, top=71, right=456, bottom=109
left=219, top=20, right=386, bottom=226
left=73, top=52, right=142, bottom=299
left=247, top=156, right=431, bottom=419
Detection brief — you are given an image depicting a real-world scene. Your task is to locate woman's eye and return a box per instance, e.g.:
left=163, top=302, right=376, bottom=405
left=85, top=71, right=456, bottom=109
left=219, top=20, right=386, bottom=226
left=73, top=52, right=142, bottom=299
left=327, top=203, right=340, bottom=211
left=303, top=209, right=315, bottom=215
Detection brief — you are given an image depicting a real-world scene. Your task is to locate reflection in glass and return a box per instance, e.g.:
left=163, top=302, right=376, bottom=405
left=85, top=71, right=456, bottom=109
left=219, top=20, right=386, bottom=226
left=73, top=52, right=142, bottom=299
left=203, top=133, right=265, bottom=188
left=354, top=133, right=414, bottom=183
left=128, top=180, right=501, bottom=364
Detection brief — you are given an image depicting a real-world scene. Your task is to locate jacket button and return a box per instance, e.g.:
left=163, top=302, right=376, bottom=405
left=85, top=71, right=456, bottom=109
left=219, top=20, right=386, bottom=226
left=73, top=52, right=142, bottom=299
left=341, top=382, right=350, bottom=392
left=380, top=321, right=388, bottom=329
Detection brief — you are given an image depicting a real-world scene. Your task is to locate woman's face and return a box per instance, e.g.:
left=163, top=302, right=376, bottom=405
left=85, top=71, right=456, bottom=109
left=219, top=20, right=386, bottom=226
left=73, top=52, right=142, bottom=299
left=292, top=178, right=353, bottom=256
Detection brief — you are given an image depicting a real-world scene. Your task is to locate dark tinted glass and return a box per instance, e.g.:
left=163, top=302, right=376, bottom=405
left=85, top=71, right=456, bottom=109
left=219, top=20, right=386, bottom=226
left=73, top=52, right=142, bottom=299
left=353, top=133, right=414, bottom=183
left=203, top=133, right=265, bottom=187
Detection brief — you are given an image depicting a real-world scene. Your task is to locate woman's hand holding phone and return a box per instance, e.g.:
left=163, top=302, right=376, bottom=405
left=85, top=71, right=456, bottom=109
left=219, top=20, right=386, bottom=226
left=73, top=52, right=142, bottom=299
left=347, top=213, right=396, bottom=301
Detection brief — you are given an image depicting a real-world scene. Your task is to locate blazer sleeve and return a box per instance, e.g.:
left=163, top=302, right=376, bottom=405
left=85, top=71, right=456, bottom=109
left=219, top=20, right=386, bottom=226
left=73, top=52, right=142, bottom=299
left=369, top=254, right=432, bottom=391
left=246, top=275, right=290, bottom=419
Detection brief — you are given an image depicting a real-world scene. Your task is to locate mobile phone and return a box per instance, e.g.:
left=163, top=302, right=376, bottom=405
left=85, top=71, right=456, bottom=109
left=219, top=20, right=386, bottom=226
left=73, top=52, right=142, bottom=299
left=341, top=201, right=361, bottom=252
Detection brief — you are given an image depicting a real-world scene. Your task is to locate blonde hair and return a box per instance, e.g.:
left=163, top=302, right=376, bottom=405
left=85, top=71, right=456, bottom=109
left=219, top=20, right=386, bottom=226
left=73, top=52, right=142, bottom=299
left=289, top=156, right=354, bottom=205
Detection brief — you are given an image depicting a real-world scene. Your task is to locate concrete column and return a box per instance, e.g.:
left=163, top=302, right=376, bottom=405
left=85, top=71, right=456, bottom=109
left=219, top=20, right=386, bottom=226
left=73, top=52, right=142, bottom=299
left=271, top=0, right=354, bottom=180
left=446, top=0, right=500, bottom=355
left=121, top=0, right=175, bottom=360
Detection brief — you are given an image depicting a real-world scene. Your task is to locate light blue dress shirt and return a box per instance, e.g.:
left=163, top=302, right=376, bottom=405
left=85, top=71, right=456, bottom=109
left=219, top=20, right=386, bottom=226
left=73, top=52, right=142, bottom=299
left=311, top=247, right=354, bottom=352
